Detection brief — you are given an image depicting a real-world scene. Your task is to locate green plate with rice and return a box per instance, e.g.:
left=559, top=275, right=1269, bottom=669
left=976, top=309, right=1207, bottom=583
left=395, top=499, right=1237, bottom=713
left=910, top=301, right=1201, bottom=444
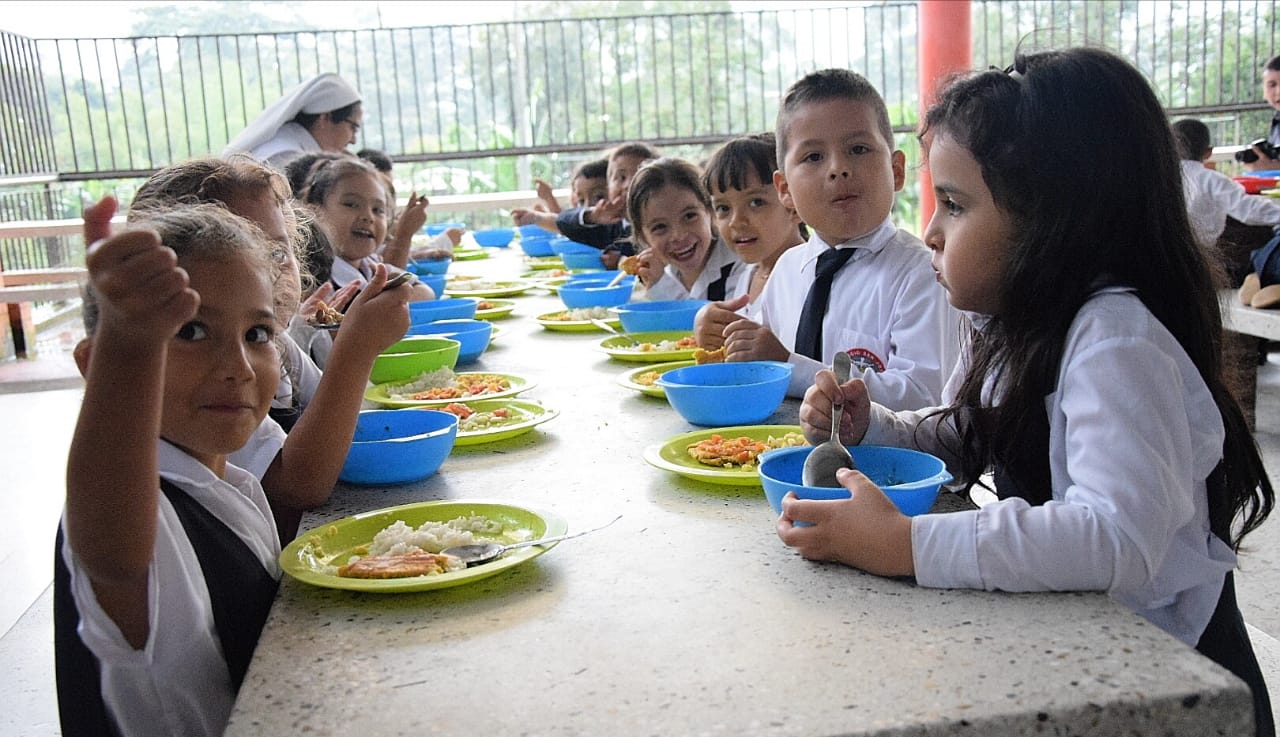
left=442, top=399, right=559, bottom=446
left=280, top=500, right=567, bottom=592
left=364, top=371, right=533, bottom=408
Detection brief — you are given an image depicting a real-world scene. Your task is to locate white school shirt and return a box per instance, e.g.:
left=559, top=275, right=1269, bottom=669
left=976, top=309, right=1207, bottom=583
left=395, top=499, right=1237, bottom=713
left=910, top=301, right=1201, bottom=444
left=1181, top=160, right=1280, bottom=249
left=275, top=330, right=322, bottom=411
left=865, top=288, right=1235, bottom=646
left=644, top=239, right=747, bottom=302
left=728, top=262, right=765, bottom=322
left=61, top=441, right=282, bottom=737
left=287, top=313, right=336, bottom=369
left=756, top=218, right=960, bottom=407
left=329, top=256, right=374, bottom=288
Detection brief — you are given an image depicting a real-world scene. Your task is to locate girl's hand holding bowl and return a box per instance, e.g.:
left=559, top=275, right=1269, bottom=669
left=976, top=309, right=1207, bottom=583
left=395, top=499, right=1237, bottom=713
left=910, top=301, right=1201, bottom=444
left=775, top=467, right=915, bottom=578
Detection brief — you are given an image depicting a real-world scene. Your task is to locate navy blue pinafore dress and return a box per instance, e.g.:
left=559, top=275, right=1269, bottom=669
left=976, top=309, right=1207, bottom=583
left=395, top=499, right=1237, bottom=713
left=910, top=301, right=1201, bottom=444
left=53, top=479, right=278, bottom=737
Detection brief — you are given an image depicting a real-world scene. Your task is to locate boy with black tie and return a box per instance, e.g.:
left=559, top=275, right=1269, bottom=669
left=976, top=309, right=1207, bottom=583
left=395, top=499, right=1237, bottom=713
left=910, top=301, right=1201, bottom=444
left=694, top=68, right=958, bottom=408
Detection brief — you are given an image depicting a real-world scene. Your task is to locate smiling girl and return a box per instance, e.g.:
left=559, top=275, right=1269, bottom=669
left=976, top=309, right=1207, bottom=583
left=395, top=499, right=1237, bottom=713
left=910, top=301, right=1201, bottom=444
left=300, top=157, right=434, bottom=301
left=58, top=201, right=284, bottom=737
left=626, top=157, right=745, bottom=302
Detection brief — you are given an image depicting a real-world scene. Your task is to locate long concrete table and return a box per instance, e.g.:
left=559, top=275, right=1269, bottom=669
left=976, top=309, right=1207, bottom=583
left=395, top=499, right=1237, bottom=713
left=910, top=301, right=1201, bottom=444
left=225, top=246, right=1255, bottom=736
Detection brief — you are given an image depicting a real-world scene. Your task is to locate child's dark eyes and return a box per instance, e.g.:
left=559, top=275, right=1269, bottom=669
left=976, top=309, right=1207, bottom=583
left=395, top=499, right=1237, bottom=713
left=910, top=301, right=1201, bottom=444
left=940, top=196, right=963, bottom=215
left=849, top=144, right=872, bottom=155
left=749, top=197, right=767, bottom=208
left=176, top=321, right=207, bottom=341
left=175, top=321, right=275, bottom=344
left=713, top=203, right=731, bottom=215
left=246, top=325, right=276, bottom=344
left=801, top=152, right=822, bottom=163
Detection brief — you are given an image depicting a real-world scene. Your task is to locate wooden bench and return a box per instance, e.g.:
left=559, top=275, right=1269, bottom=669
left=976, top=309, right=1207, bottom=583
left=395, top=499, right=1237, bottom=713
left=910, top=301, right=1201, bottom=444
left=0, top=268, right=86, bottom=358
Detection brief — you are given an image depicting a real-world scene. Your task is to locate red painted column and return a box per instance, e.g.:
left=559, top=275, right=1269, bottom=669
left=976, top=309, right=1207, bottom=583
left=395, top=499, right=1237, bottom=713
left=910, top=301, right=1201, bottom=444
left=917, top=1, right=972, bottom=234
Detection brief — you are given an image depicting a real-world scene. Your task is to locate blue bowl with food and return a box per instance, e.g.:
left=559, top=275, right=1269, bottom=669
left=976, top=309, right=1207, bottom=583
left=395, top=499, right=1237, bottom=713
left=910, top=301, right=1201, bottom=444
left=472, top=228, right=515, bottom=248
left=408, top=297, right=478, bottom=325
left=424, top=222, right=466, bottom=236
left=558, top=280, right=633, bottom=309
left=415, top=318, right=493, bottom=364
left=758, top=445, right=953, bottom=516
left=614, top=299, right=709, bottom=333
left=655, top=361, right=791, bottom=426
left=339, top=409, right=459, bottom=485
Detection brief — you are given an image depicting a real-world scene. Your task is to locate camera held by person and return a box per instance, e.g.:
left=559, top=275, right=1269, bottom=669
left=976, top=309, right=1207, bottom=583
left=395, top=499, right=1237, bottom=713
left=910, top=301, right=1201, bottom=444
left=1234, top=138, right=1280, bottom=163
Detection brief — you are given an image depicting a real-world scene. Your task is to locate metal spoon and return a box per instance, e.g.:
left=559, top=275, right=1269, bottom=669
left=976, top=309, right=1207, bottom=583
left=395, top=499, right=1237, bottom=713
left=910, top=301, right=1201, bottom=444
left=590, top=318, right=640, bottom=345
left=801, top=351, right=856, bottom=487
left=441, top=514, right=623, bottom=567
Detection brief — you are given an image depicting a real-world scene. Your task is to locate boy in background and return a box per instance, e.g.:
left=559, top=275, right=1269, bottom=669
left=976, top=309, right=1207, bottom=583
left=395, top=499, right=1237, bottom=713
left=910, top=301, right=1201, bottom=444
left=524, top=158, right=609, bottom=215
left=1172, top=118, right=1280, bottom=290
left=514, top=143, right=659, bottom=267
left=703, top=68, right=958, bottom=408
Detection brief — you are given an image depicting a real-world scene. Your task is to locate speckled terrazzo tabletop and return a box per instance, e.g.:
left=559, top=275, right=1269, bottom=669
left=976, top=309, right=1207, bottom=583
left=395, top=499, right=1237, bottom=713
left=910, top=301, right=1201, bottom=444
left=225, top=247, right=1254, bottom=737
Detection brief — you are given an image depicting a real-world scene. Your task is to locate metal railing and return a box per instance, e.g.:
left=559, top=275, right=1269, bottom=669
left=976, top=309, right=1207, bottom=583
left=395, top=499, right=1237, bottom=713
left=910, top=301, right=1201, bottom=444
left=2, top=0, right=1278, bottom=276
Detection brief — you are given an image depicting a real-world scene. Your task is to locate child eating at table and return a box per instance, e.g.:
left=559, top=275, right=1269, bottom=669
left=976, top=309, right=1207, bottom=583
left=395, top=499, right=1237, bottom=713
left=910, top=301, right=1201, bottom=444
left=298, top=156, right=435, bottom=301
left=700, top=68, right=958, bottom=406
left=626, top=157, right=745, bottom=302
left=529, top=142, right=661, bottom=268
left=788, top=47, right=1275, bottom=736
left=692, top=132, right=805, bottom=327
left=56, top=201, right=284, bottom=737
left=129, top=157, right=411, bottom=540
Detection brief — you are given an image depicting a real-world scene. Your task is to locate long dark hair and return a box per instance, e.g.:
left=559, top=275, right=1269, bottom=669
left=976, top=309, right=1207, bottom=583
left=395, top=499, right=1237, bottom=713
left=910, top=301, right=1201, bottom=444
left=921, top=47, right=1272, bottom=548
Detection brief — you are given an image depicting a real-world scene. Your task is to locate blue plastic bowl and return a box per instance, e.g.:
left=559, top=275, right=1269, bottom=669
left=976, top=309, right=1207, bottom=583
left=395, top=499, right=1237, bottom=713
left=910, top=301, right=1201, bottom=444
left=558, top=280, right=633, bottom=309
left=758, top=445, right=953, bottom=516
left=417, top=272, right=447, bottom=297
left=408, top=297, right=478, bottom=324
left=518, top=224, right=548, bottom=240
left=406, top=257, right=451, bottom=276
left=549, top=237, right=599, bottom=257
left=519, top=236, right=557, bottom=258
left=566, top=272, right=633, bottom=285
left=614, top=299, right=709, bottom=333
left=415, top=318, right=493, bottom=363
left=655, top=361, right=791, bottom=426
left=339, top=409, right=459, bottom=485
left=424, top=222, right=466, bottom=236
left=472, top=228, right=515, bottom=247
left=561, top=251, right=605, bottom=270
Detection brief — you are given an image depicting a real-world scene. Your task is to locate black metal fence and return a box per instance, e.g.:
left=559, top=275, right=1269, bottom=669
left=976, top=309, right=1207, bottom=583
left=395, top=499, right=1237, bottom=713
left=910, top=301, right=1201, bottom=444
left=2, top=0, right=1279, bottom=274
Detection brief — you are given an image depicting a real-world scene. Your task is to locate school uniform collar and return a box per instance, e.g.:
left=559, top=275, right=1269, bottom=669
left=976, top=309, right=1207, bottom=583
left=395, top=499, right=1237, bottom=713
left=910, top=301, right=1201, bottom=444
left=801, top=218, right=897, bottom=270
left=156, top=439, right=282, bottom=572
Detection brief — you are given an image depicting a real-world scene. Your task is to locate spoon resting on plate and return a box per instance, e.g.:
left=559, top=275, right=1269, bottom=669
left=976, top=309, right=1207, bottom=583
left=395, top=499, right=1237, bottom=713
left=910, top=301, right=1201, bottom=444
left=800, top=351, right=857, bottom=487
left=590, top=318, right=641, bottom=345
left=442, top=514, right=623, bottom=567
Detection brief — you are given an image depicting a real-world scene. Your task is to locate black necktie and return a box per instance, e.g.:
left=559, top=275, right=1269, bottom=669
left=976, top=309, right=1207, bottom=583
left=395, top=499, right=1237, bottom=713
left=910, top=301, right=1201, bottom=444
left=794, top=247, right=856, bottom=361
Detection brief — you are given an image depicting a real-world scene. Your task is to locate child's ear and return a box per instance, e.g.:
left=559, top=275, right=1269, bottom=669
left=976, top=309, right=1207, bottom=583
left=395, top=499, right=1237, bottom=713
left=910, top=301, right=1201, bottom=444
left=773, top=169, right=796, bottom=210
left=72, top=338, right=92, bottom=378
left=890, top=150, right=907, bottom=192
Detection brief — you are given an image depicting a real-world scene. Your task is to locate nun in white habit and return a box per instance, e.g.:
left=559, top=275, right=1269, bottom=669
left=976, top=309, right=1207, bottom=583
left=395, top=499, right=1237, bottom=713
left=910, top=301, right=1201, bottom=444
left=224, top=73, right=363, bottom=169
